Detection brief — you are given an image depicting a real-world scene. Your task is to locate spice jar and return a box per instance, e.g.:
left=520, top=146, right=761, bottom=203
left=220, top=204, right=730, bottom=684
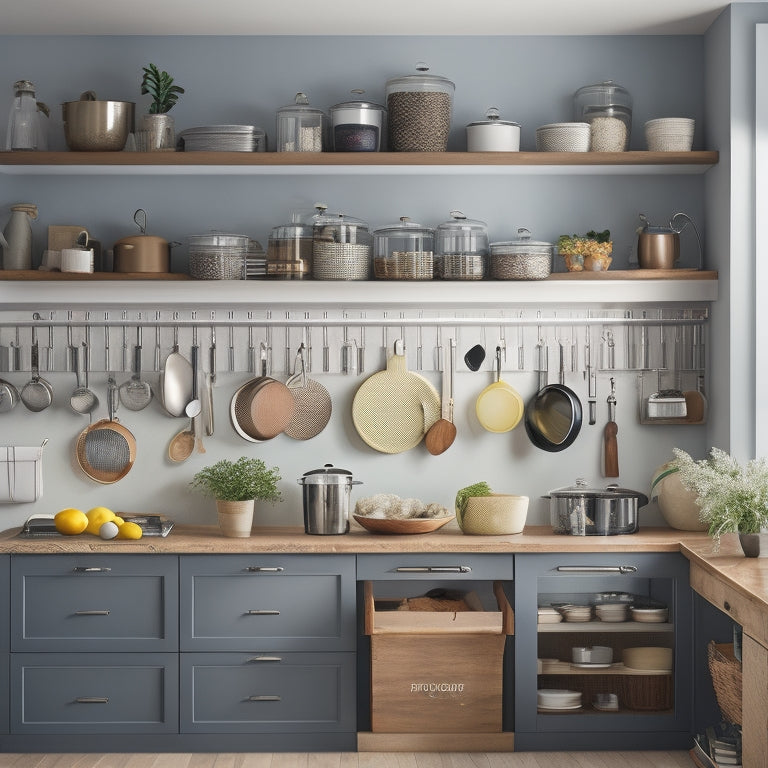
left=275, top=92, right=326, bottom=152
left=311, top=204, right=372, bottom=280
left=573, top=80, right=633, bottom=152
left=385, top=62, right=455, bottom=152
left=267, top=214, right=314, bottom=279
left=373, top=217, right=435, bottom=280
left=329, top=90, right=386, bottom=152
left=489, top=228, right=554, bottom=280
left=435, top=211, right=489, bottom=280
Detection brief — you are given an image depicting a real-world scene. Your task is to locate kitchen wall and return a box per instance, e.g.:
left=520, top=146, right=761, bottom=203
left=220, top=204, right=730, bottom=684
left=0, top=34, right=712, bottom=530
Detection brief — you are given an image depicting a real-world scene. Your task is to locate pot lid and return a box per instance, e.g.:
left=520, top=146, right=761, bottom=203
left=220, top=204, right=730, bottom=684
left=277, top=92, right=326, bottom=116
left=386, top=62, right=455, bottom=92
left=547, top=478, right=647, bottom=499
left=436, top=210, right=487, bottom=233
left=467, top=107, right=520, bottom=128
left=299, top=463, right=355, bottom=484
left=491, top=227, right=553, bottom=249
left=330, top=89, right=386, bottom=113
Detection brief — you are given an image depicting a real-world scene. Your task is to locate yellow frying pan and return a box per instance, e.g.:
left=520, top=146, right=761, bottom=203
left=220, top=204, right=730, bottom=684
left=475, top=346, right=524, bottom=433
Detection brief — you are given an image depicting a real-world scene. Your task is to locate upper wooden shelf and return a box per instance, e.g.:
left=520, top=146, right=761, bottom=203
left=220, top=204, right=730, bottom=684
left=0, top=150, right=719, bottom=176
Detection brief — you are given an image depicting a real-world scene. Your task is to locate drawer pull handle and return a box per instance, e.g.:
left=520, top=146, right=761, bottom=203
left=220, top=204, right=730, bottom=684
left=555, top=565, right=638, bottom=574
left=247, top=695, right=281, bottom=702
left=75, top=697, right=109, bottom=704
left=724, top=601, right=731, bottom=611
left=72, top=567, right=112, bottom=573
left=246, top=610, right=280, bottom=615
left=394, top=566, right=472, bottom=573
left=247, top=656, right=283, bottom=663
left=243, top=566, right=285, bottom=573
left=74, top=610, right=111, bottom=616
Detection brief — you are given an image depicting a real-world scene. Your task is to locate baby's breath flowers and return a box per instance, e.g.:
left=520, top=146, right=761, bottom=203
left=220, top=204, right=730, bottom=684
left=558, top=230, right=613, bottom=271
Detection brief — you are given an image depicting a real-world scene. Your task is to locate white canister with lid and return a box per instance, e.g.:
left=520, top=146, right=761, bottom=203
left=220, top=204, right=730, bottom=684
left=466, top=107, right=521, bottom=152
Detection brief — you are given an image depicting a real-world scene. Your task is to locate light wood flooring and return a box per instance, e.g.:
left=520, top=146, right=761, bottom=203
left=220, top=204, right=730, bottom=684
left=0, top=753, right=696, bottom=768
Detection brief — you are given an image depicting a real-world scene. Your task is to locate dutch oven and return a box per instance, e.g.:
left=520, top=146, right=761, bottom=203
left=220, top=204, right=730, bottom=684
left=113, top=209, right=172, bottom=273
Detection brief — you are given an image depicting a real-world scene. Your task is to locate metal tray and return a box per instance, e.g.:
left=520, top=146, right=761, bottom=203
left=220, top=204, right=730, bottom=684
left=19, top=513, right=174, bottom=538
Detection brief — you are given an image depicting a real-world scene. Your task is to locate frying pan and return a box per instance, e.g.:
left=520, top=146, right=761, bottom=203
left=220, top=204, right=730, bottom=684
left=352, top=340, right=440, bottom=454
left=525, top=341, right=582, bottom=451
left=475, top=346, right=524, bottom=433
left=230, top=376, right=294, bottom=442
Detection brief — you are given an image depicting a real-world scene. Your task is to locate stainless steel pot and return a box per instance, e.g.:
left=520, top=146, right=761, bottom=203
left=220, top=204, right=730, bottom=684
left=545, top=478, right=649, bottom=535
left=61, top=91, right=135, bottom=152
left=297, top=463, right=362, bottom=535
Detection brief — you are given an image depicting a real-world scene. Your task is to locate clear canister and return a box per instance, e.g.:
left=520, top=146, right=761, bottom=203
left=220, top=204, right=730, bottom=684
left=329, top=90, right=386, bottom=152
left=385, top=63, right=455, bottom=152
left=267, top=214, right=314, bottom=279
left=275, top=92, right=326, bottom=152
left=435, top=210, right=488, bottom=280
left=489, top=228, right=553, bottom=280
left=311, top=205, right=372, bottom=280
left=373, top=217, right=435, bottom=280
left=188, top=232, right=249, bottom=280
left=573, top=80, right=633, bottom=151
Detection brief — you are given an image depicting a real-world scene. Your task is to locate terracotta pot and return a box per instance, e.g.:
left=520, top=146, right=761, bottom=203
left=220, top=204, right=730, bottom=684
left=216, top=499, right=254, bottom=537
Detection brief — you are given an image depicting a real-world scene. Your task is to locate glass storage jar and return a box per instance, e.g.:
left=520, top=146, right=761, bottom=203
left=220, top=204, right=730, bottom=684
left=311, top=205, right=372, bottom=280
left=275, top=92, right=326, bottom=152
left=267, top=214, right=314, bottom=279
left=435, top=210, right=488, bottom=280
left=188, top=233, right=249, bottom=280
left=373, top=217, right=435, bottom=280
left=385, top=63, right=455, bottom=152
left=573, top=80, right=633, bottom=152
left=489, top=228, right=554, bottom=280
left=329, top=90, right=386, bottom=151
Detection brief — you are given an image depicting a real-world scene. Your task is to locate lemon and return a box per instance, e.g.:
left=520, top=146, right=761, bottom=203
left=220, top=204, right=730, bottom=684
left=112, top=516, right=125, bottom=526
left=116, top=521, right=143, bottom=540
left=85, top=506, right=115, bottom=536
left=99, top=521, right=120, bottom=540
left=54, top=508, right=88, bottom=535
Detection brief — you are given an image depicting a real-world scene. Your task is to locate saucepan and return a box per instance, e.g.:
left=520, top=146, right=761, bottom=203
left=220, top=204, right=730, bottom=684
left=475, top=346, right=523, bottom=432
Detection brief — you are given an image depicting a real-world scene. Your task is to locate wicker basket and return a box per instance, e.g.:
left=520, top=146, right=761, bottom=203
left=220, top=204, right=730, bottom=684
left=617, top=673, right=673, bottom=711
left=707, top=640, right=742, bottom=725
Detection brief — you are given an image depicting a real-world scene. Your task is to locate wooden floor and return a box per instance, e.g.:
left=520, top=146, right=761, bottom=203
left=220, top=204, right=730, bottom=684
left=0, top=753, right=696, bottom=768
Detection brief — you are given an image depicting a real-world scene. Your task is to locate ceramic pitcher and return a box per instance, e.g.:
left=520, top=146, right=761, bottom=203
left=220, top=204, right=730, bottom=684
left=1, top=203, right=38, bottom=270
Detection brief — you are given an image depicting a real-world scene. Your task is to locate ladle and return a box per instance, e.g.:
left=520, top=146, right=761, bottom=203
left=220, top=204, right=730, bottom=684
left=425, top=338, right=457, bottom=455
left=169, top=334, right=203, bottom=462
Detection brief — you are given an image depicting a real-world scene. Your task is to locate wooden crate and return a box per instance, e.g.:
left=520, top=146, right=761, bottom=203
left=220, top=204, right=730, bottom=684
left=364, top=581, right=513, bottom=733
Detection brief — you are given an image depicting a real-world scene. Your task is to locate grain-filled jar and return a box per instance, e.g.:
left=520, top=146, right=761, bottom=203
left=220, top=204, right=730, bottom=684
left=435, top=211, right=488, bottom=280
left=275, top=92, right=327, bottom=152
left=573, top=80, right=633, bottom=151
left=329, top=90, right=386, bottom=151
left=267, top=215, right=314, bottom=279
left=385, top=63, right=454, bottom=152
left=188, top=233, right=249, bottom=280
left=373, top=217, right=435, bottom=280
left=311, top=205, right=372, bottom=280
left=489, top=228, right=554, bottom=280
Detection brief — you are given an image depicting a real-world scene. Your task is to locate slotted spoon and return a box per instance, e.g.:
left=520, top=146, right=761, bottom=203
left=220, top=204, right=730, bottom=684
left=119, top=327, right=153, bottom=411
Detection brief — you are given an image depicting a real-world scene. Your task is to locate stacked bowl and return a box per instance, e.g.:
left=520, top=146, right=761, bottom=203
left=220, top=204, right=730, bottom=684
left=536, top=122, right=591, bottom=152
left=595, top=602, right=629, bottom=622
left=644, top=118, right=695, bottom=151
left=538, top=689, right=582, bottom=710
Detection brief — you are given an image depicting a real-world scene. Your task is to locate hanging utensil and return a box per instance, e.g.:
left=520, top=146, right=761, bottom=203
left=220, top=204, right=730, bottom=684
left=119, top=327, right=153, bottom=411
left=160, top=326, right=193, bottom=417
left=464, top=343, right=486, bottom=371
left=424, top=337, right=457, bottom=455
left=20, top=337, right=53, bottom=412
left=205, top=325, right=216, bottom=437
left=0, top=378, right=20, bottom=413
left=475, top=345, right=524, bottom=433
left=284, top=343, right=332, bottom=441
left=185, top=330, right=202, bottom=418
left=604, top=377, right=619, bottom=478
left=69, top=343, right=99, bottom=416
left=584, top=325, right=596, bottom=426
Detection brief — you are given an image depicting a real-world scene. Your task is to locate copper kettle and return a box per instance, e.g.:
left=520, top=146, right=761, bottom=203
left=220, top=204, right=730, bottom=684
left=636, top=211, right=702, bottom=270
left=113, top=209, right=172, bottom=273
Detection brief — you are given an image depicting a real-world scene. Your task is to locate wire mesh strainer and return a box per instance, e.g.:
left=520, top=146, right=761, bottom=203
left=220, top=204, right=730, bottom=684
left=285, top=344, right=332, bottom=440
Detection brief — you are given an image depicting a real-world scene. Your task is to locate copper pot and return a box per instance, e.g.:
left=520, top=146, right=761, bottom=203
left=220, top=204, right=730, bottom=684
left=113, top=235, right=170, bottom=273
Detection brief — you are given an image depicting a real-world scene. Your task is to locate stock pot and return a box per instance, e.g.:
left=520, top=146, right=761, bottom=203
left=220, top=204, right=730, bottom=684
left=297, top=463, right=362, bottom=535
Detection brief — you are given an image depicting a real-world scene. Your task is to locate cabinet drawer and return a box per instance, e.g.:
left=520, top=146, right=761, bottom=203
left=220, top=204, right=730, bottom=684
left=10, top=652, right=178, bottom=734
left=11, top=554, right=178, bottom=652
left=180, top=651, right=355, bottom=733
left=180, top=554, right=356, bottom=651
left=0, top=555, right=8, bottom=652
left=357, top=553, right=513, bottom=581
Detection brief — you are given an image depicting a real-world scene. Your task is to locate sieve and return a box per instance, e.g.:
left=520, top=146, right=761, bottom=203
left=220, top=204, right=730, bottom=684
left=284, top=343, right=332, bottom=441
left=0, top=378, right=20, bottom=413
left=75, top=377, right=136, bottom=484
left=20, top=339, right=53, bottom=412
left=119, top=327, right=153, bottom=411
left=69, top=343, right=99, bottom=416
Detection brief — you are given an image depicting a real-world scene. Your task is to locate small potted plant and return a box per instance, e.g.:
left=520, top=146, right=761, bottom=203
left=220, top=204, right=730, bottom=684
left=190, top=457, right=282, bottom=538
left=557, top=229, right=613, bottom=272
left=139, top=63, right=185, bottom=151
left=673, top=446, right=768, bottom=555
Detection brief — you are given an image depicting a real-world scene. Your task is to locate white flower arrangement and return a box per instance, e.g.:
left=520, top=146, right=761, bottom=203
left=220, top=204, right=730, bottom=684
left=672, top=446, right=768, bottom=544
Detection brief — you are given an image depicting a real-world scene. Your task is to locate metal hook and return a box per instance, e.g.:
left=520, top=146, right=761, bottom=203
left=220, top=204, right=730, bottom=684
left=134, top=209, right=147, bottom=234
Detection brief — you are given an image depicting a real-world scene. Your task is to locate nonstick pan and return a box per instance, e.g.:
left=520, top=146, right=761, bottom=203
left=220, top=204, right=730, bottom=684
left=525, top=342, right=582, bottom=451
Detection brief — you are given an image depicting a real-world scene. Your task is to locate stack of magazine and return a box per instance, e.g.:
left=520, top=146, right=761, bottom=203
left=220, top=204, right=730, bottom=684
left=690, top=723, right=742, bottom=768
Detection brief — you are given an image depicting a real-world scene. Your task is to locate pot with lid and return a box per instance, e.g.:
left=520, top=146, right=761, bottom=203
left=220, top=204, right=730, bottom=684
left=466, top=107, right=520, bottom=152
left=113, top=209, right=172, bottom=273
left=329, top=90, right=386, bottom=152
left=298, top=463, right=363, bottom=535
left=546, top=478, right=649, bottom=536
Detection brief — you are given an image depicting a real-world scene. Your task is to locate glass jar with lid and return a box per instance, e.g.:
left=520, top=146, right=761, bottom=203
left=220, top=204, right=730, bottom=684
left=373, top=217, right=435, bottom=280
left=275, top=92, right=326, bottom=152
left=489, top=228, right=554, bottom=280
left=188, top=233, right=249, bottom=280
left=329, top=90, right=386, bottom=152
left=385, top=62, right=455, bottom=152
left=267, top=213, right=314, bottom=279
left=311, top=204, right=372, bottom=280
left=435, top=210, right=488, bottom=280
left=573, top=80, right=633, bottom=151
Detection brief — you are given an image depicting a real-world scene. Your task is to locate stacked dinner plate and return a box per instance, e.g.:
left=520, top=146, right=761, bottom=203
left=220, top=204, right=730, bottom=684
left=537, top=606, right=563, bottom=624
left=630, top=606, right=669, bottom=623
left=537, top=689, right=582, bottom=711
left=595, top=602, right=629, bottom=622
left=179, top=125, right=267, bottom=152
left=558, top=604, right=593, bottom=622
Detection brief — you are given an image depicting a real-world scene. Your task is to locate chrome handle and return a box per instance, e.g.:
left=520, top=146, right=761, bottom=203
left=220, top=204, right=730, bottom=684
left=247, top=695, right=281, bottom=702
left=74, top=610, right=110, bottom=616
left=246, top=610, right=280, bottom=615
left=555, top=565, right=638, bottom=574
left=243, top=566, right=284, bottom=573
left=75, top=697, right=109, bottom=704
left=72, top=567, right=112, bottom=573
left=395, top=566, right=472, bottom=573
left=246, top=656, right=283, bottom=663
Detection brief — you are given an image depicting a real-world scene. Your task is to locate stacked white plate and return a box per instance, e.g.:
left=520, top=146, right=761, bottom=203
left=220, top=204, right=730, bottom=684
left=537, top=689, right=582, bottom=710
left=644, top=118, right=694, bottom=151
left=559, top=604, right=593, bottom=622
left=246, top=238, right=267, bottom=279
left=536, top=122, right=590, bottom=152
left=630, top=606, right=669, bottom=623
left=179, top=125, right=267, bottom=152
left=537, top=606, right=563, bottom=624
left=595, top=602, right=629, bottom=622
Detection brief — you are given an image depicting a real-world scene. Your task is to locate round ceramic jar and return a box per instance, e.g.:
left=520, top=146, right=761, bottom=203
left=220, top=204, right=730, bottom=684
left=373, top=217, right=435, bottom=280
left=329, top=90, right=386, bottom=152
left=275, top=92, right=326, bottom=152
left=573, top=80, right=633, bottom=151
left=466, top=107, right=521, bottom=152
left=434, top=210, right=489, bottom=280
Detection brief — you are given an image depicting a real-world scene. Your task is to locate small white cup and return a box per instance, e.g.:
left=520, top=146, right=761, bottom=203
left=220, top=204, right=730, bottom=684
left=60, top=248, right=94, bottom=273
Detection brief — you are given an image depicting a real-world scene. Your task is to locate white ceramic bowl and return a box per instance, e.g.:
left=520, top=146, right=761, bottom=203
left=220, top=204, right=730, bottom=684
left=630, top=606, right=669, bottom=623
left=572, top=645, right=613, bottom=664
left=644, top=118, right=695, bottom=151
left=536, top=122, right=591, bottom=152
left=537, top=689, right=582, bottom=708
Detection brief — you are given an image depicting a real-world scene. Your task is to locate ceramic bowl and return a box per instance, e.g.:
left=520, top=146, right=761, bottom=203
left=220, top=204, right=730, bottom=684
left=458, top=494, right=529, bottom=535
left=622, top=646, right=673, bottom=671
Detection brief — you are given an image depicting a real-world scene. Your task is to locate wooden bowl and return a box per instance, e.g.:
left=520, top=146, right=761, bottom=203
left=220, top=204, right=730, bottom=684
left=352, top=514, right=455, bottom=535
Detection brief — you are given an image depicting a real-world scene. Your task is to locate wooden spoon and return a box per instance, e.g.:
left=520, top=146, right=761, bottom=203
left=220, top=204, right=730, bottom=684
left=168, top=423, right=195, bottom=462
left=425, top=338, right=457, bottom=455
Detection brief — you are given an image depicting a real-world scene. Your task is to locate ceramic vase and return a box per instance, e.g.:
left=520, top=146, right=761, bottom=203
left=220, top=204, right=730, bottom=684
left=140, top=113, right=175, bottom=151
left=738, top=532, right=763, bottom=558
left=216, top=498, right=254, bottom=538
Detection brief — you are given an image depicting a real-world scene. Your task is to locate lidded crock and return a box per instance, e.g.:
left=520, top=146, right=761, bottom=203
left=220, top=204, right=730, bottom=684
left=466, top=107, right=521, bottom=152
left=373, top=216, right=435, bottom=280
left=434, top=210, right=489, bottom=280
left=267, top=212, right=314, bottom=279
left=573, top=80, right=633, bottom=151
left=275, top=92, right=327, bottom=152
left=329, top=90, right=386, bottom=152
left=311, top=203, right=372, bottom=280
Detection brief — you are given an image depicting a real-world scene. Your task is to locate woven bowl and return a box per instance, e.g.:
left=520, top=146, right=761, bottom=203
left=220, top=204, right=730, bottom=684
left=536, top=122, right=590, bottom=152
left=644, top=118, right=695, bottom=151
left=458, top=494, right=529, bottom=535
